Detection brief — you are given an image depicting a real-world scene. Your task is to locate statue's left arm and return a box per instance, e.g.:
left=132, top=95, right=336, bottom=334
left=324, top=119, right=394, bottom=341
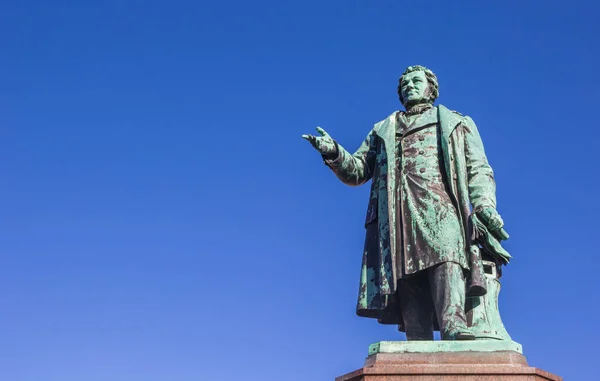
left=463, top=116, right=497, bottom=211
left=463, top=116, right=510, bottom=254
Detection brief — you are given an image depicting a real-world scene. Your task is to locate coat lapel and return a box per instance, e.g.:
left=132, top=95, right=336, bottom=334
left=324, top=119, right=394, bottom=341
left=374, top=111, right=398, bottom=144
left=373, top=111, right=399, bottom=282
left=374, top=111, right=399, bottom=196
left=402, top=107, right=438, bottom=135
left=437, top=105, right=462, bottom=187
left=438, top=104, right=463, bottom=143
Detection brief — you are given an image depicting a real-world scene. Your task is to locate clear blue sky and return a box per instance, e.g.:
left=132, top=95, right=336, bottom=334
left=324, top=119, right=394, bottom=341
left=1, top=0, right=598, bottom=380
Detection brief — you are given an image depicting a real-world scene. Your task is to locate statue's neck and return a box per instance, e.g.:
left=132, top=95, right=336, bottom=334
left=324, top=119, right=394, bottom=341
left=405, top=102, right=433, bottom=116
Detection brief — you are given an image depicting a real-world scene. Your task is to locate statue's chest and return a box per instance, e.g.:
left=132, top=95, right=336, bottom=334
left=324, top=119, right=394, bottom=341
left=395, top=123, right=443, bottom=176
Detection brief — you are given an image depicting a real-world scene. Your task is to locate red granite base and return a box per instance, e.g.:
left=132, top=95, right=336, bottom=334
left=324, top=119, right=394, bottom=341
left=336, top=352, right=561, bottom=381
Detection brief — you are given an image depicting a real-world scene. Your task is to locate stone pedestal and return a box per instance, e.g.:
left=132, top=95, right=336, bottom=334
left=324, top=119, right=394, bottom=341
left=336, top=341, right=561, bottom=381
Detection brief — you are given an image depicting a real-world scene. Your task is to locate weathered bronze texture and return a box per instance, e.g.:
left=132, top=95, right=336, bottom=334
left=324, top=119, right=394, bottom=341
left=303, top=65, right=512, bottom=341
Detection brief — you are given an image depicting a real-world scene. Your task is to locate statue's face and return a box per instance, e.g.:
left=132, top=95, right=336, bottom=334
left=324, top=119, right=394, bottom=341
left=400, top=71, right=430, bottom=106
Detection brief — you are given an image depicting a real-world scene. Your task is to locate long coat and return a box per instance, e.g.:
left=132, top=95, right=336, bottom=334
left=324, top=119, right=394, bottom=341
left=324, top=104, right=508, bottom=326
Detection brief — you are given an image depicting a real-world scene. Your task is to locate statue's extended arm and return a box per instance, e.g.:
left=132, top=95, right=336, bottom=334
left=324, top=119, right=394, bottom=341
left=303, top=127, right=377, bottom=186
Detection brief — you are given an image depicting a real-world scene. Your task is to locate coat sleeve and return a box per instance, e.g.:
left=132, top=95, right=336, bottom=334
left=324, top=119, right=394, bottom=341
left=463, top=116, right=497, bottom=209
left=323, top=128, right=378, bottom=186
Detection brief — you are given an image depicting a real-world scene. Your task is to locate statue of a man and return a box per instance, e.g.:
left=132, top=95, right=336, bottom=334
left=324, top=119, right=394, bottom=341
left=303, top=65, right=511, bottom=341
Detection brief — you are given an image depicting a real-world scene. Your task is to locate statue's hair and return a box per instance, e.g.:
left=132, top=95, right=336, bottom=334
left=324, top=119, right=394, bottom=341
left=397, top=65, right=439, bottom=105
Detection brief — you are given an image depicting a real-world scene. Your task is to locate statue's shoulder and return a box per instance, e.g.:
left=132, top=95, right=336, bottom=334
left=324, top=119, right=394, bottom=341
left=438, top=104, right=475, bottom=126
left=438, top=104, right=464, bottom=117
left=372, top=111, right=399, bottom=132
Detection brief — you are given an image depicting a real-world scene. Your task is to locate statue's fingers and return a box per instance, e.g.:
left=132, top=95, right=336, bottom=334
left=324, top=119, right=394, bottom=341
left=302, top=135, right=320, bottom=149
left=489, top=216, right=503, bottom=231
left=316, top=127, right=328, bottom=137
left=482, top=209, right=495, bottom=225
left=498, top=228, right=509, bottom=240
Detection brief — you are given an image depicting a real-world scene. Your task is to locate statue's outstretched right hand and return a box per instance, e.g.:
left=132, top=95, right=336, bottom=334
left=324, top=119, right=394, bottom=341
left=302, top=127, right=338, bottom=157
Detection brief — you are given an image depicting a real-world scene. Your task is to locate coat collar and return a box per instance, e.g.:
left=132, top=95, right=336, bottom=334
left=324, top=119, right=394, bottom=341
left=374, top=105, right=463, bottom=143
left=399, top=107, right=438, bottom=136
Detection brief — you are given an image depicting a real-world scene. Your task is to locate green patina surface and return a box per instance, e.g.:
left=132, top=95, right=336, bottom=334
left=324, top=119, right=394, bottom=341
left=368, top=340, right=523, bottom=355
left=302, top=65, right=513, bottom=342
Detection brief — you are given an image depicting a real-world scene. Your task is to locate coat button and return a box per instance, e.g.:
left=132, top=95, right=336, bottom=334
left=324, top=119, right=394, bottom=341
left=418, top=136, right=425, bottom=141
left=418, top=150, right=424, bottom=155
left=420, top=168, right=426, bottom=173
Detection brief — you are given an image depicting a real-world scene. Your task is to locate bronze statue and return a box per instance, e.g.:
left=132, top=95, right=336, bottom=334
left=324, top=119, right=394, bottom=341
left=303, top=65, right=512, bottom=341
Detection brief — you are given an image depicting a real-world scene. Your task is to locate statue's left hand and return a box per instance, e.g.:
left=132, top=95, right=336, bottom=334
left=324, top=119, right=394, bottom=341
left=477, top=207, right=504, bottom=232
left=302, top=127, right=338, bottom=157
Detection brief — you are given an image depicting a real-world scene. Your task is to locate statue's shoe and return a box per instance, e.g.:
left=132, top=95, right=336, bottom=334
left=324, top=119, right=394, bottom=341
left=455, top=330, right=476, bottom=340
left=444, top=328, right=476, bottom=340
